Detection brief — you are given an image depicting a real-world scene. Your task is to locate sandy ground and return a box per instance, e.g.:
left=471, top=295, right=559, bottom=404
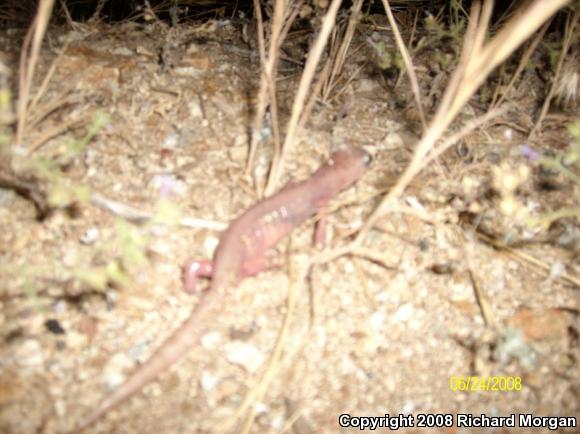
left=0, top=17, right=578, bottom=434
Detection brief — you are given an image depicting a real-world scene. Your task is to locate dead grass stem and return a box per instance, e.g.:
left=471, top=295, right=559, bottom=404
left=245, top=0, right=274, bottom=179
left=490, top=21, right=550, bottom=110
left=528, top=8, right=579, bottom=139
left=16, top=0, right=55, bottom=146
left=220, top=253, right=308, bottom=434
left=476, top=232, right=580, bottom=288
left=264, top=0, right=342, bottom=196
left=381, top=0, right=427, bottom=130
left=355, top=0, right=571, bottom=244
left=321, top=0, right=364, bottom=101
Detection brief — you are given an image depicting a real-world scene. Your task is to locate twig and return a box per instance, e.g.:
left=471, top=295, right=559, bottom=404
left=90, top=193, right=226, bottom=231
left=58, top=0, right=75, bottom=28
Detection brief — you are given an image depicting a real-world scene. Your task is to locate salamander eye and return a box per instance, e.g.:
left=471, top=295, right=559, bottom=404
left=362, top=152, right=372, bottom=166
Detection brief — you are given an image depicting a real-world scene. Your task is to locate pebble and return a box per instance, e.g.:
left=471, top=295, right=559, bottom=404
left=392, top=303, right=414, bottom=322
left=79, top=227, right=99, bottom=245
left=17, top=339, right=44, bottom=367
left=102, top=352, right=134, bottom=389
left=200, top=371, right=218, bottom=391
left=224, top=341, right=264, bottom=372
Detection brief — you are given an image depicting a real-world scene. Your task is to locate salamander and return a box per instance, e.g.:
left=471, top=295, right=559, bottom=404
left=75, top=146, right=371, bottom=431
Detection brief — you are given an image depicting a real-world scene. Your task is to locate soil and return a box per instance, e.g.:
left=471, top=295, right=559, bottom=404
left=0, top=16, right=578, bottom=434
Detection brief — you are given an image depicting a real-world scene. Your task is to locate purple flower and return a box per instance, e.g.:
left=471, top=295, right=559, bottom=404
left=152, top=173, right=184, bottom=198
left=520, top=144, right=540, bottom=161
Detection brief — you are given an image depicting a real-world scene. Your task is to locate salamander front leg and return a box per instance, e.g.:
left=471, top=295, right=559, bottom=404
left=183, top=259, right=214, bottom=293
left=314, top=209, right=329, bottom=248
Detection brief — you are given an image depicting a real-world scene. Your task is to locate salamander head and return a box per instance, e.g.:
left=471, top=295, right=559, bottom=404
left=321, top=146, right=372, bottom=192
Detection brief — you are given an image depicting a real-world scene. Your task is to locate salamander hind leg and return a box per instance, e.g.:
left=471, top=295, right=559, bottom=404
left=183, top=259, right=214, bottom=293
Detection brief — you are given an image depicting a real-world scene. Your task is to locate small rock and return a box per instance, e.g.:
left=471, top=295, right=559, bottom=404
left=79, top=227, right=99, bottom=245
left=203, top=235, right=219, bottom=257
left=393, top=303, right=414, bottom=322
left=549, top=262, right=566, bottom=279
left=493, top=327, right=536, bottom=368
left=228, top=143, right=248, bottom=163
left=369, top=312, right=385, bottom=330
left=381, top=131, right=404, bottom=150
left=17, top=339, right=44, bottom=367
left=162, top=133, right=179, bottom=149
left=45, top=319, right=66, bottom=335
left=224, top=341, right=265, bottom=372
left=201, top=330, right=221, bottom=349
left=507, top=307, right=569, bottom=341
left=200, top=371, right=219, bottom=391
left=102, top=352, right=134, bottom=389
left=77, top=316, right=98, bottom=344
left=188, top=99, right=203, bottom=119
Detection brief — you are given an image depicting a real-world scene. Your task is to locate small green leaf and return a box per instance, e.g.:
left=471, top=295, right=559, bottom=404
left=152, top=198, right=182, bottom=226
left=73, top=184, right=92, bottom=203
left=106, top=260, right=128, bottom=286
left=75, top=267, right=108, bottom=290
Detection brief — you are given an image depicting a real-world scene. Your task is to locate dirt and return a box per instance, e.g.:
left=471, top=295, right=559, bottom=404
left=0, top=16, right=578, bottom=434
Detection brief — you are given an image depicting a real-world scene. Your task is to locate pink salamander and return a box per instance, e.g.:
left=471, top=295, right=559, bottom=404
left=75, top=147, right=371, bottom=431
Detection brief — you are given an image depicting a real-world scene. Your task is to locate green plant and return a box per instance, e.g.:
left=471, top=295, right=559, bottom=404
left=1, top=111, right=177, bottom=296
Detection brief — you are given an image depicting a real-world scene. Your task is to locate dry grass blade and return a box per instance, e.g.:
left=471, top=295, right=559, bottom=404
left=321, top=0, right=364, bottom=101
left=528, top=8, right=579, bottom=139
left=394, top=7, right=419, bottom=89
left=381, top=0, right=427, bottom=130
left=27, top=91, right=81, bottom=131
left=423, top=104, right=510, bottom=169
left=476, top=232, right=580, bottom=288
left=490, top=21, right=550, bottom=110
left=350, top=246, right=398, bottom=269
left=355, top=0, right=571, bottom=244
left=27, top=111, right=91, bottom=153
left=264, top=0, right=342, bottom=196
left=218, top=256, right=308, bottom=434
left=28, top=41, right=70, bottom=116
left=469, top=268, right=499, bottom=329
left=245, top=0, right=270, bottom=177
left=302, top=57, right=333, bottom=123
left=448, top=0, right=571, bottom=121
left=16, top=0, right=56, bottom=146
left=246, top=2, right=302, bottom=194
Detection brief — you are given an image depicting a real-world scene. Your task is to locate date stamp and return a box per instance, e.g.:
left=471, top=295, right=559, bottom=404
left=449, top=375, right=522, bottom=392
